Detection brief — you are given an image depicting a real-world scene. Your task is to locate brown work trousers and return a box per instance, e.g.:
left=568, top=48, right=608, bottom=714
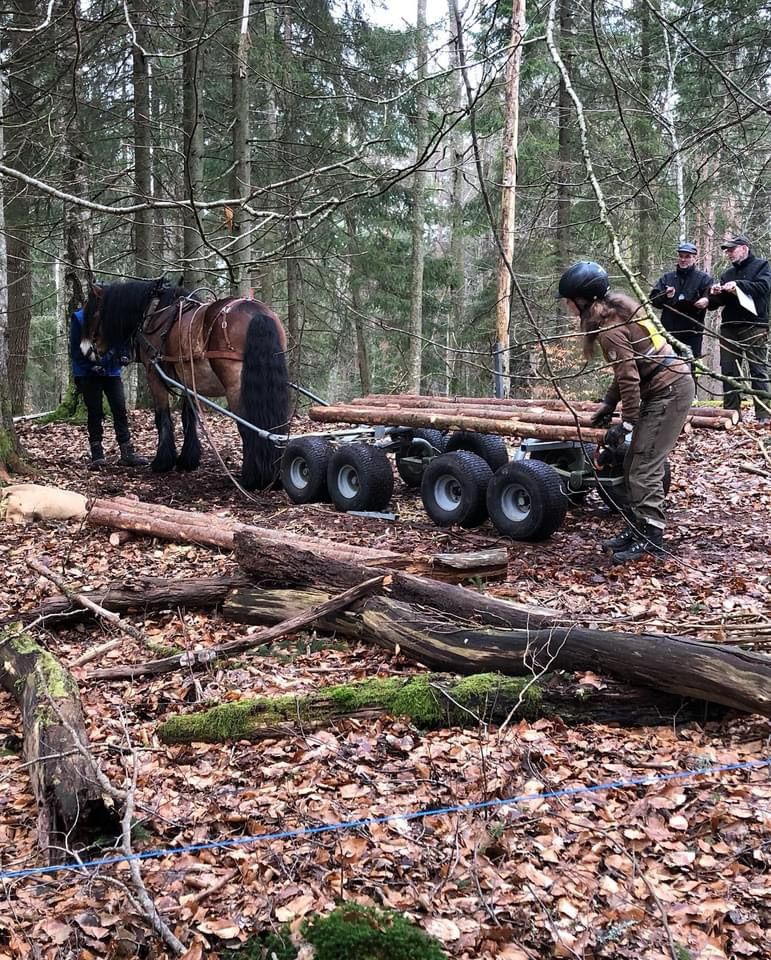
left=624, top=373, right=695, bottom=530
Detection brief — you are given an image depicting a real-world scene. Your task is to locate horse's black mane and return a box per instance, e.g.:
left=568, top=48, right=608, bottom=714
left=86, top=278, right=197, bottom=350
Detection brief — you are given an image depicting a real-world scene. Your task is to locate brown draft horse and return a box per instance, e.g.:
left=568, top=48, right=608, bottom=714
left=83, top=278, right=290, bottom=489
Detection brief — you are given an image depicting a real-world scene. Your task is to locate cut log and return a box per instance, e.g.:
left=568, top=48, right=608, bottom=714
left=156, top=671, right=723, bottom=743
left=353, top=394, right=739, bottom=422
left=86, top=497, right=403, bottom=566
left=231, top=531, right=771, bottom=717
left=309, top=405, right=608, bottom=443
left=0, top=625, right=119, bottom=861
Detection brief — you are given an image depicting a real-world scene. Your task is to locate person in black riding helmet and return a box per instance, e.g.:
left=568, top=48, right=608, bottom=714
left=556, top=261, right=694, bottom=563
left=649, top=241, right=712, bottom=379
left=70, top=306, right=148, bottom=470
left=707, top=234, right=771, bottom=423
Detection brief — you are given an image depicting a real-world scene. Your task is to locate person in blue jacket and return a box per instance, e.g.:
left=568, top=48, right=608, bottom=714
left=70, top=307, right=148, bottom=469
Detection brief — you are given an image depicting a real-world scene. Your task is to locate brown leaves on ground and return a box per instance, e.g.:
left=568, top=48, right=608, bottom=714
left=0, top=411, right=769, bottom=959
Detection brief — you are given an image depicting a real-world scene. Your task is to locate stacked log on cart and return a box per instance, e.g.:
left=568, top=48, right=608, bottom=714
left=308, top=394, right=738, bottom=440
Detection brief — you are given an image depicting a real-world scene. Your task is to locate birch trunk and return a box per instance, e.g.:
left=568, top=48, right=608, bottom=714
left=495, top=0, right=526, bottom=398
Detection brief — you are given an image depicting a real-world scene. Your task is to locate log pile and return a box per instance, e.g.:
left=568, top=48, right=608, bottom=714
left=307, top=394, right=737, bottom=440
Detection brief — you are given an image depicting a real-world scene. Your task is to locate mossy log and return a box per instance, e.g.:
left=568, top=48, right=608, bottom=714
left=232, top=532, right=771, bottom=718
left=0, top=625, right=119, bottom=861
left=158, top=670, right=723, bottom=743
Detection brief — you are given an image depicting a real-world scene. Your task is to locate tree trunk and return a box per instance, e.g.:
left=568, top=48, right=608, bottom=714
left=231, top=0, right=252, bottom=296
left=406, top=0, right=428, bottom=394
left=0, top=625, right=119, bottom=861
left=0, top=74, right=22, bottom=478
left=231, top=532, right=771, bottom=718
left=182, top=0, right=207, bottom=287
left=5, top=0, right=38, bottom=416
left=555, top=0, right=573, bottom=326
left=157, top=671, right=722, bottom=744
left=494, top=0, right=526, bottom=398
left=345, top=208, right=371, bottom=396
left=446, top=3, right=466, bottom=395
left=131, top=0, right=154, bottom=277
left=636, top=0, right=654, bottom=281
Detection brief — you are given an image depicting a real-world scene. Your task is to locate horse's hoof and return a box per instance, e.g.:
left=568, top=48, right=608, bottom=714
left=151, top=459, right=176, bottom=473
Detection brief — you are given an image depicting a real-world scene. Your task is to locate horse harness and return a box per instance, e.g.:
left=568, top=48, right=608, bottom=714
left=139, top=296, right=248, bottom=367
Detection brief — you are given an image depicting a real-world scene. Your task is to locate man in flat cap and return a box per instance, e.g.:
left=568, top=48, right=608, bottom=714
left=650, top=241, right=713, bottom=378
left=708, top=235, right=771, bottom=422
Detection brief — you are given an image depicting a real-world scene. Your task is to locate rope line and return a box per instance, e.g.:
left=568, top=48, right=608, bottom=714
left=2, top=757, right=768, bottom=881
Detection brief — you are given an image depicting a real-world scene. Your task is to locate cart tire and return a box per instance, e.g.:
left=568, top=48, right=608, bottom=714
left=487, top=459, right=568, bottom=540
left=327, top=443, right=394, bottom=512
left=395, top=428, right=447, bottom=487
left=597, top=459, right=671, bottom=513
left=529, top=442, right=598, bottom=507
left=281, top=438, right=333, bottom=504
left=444, top=431, right=509, bottom=471
left=421, top=451, right=493, bottom=528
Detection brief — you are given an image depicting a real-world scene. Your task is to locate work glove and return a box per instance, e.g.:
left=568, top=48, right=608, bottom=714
left=589, top=401, right=615, bottom=428
left=604, top=421, right=634, bottom=448
left=91, top=364, right=105, bottom=376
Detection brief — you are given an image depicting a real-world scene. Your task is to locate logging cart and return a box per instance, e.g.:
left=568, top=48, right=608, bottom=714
left=152, top=363, right=654, bottom=542
left=280, top=420, right=642, bottom=541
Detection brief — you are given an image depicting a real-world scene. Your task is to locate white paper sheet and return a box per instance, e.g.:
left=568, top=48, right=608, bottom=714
left=736, top=287, right=758, bottom=316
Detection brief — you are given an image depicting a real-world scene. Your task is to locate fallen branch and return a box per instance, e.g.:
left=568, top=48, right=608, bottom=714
left=28, top=557, right=148, bottom=647
left=86, top=575, right=385, bottom=681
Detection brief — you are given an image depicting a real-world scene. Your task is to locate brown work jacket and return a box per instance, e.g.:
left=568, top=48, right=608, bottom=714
left=598, top=314, right=690, bottom=423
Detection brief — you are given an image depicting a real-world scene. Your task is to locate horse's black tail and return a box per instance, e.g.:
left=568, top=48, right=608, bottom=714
left=240, top=310, right=290, bottom=490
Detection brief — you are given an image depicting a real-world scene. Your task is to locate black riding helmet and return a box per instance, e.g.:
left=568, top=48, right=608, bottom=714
left=556, top=261, right=609, bottom=301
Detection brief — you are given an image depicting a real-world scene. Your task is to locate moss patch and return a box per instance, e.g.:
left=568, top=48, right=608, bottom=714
left=224, top=903, right=448, bottom=960
left=158, top=673, right=542, bottom=743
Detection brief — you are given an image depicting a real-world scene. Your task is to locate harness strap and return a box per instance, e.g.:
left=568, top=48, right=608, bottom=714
left=162, top=349, right=243, bottom=362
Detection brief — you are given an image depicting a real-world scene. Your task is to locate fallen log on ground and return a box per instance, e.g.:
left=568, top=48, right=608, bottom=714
left=231, top=531, right=771, bottom=718
left=157, top=672, right=723, bottom=743
left=0, top=624, right=119, bottom=861
left=86, top=496, right=402, bottom=565
left=80, top=497, right=507, bottom=584
left=85, top=576, right=384, bottom=681
left=27, top=574, right=254, bottom=627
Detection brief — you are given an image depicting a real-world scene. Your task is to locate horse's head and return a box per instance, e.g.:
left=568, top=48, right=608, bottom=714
left=81, top=277, right=170, bottom=364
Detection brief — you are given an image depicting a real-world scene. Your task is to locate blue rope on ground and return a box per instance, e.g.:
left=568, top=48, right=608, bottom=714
left=1, top=757, right=768, bottom=880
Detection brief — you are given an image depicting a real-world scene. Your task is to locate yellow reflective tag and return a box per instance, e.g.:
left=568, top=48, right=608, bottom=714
left=639, top=317, right=666, bottom=352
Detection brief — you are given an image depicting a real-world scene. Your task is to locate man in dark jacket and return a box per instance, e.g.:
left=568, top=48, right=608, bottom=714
left=70, top=307, right=148, bottom=469
left=649, top=241, right=712, bottom=377
left=708, top=234, right=771, bottom=422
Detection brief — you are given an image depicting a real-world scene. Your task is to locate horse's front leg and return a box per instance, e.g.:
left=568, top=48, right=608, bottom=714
left=177, top=397, right=202, bottom=471
left=147, top=368, right=177, bottom=472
